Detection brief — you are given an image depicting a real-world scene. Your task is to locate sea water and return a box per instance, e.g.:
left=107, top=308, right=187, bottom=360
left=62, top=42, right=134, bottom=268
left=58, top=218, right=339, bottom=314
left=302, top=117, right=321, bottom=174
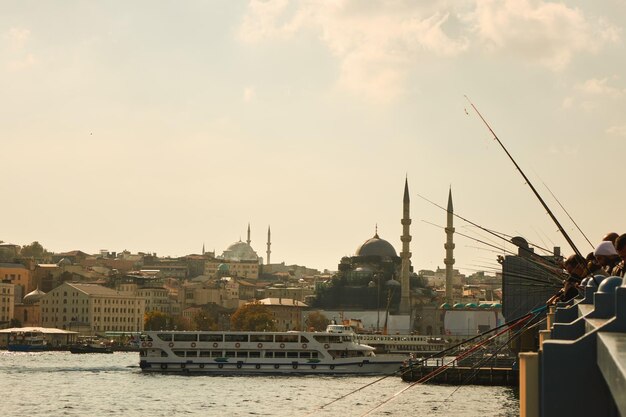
left=0, top=351, right=518, bottom=416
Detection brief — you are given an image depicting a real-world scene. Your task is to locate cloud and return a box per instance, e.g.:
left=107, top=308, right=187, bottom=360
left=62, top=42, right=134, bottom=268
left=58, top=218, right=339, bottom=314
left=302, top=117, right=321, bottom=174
left=575, top=78, right=625, bottom=98
left=239, top=1, right=469, bottom=101
left=3, top=27, right=37, bottom=71
left=4, top=27, right=31, bottom=51
left=606, top=125, right=626, bottom=137
left=469, top=0, right=620, bottom=71
left=238, top=1, right=620, bottom=99
left=564, top=77, right=625, bottom=111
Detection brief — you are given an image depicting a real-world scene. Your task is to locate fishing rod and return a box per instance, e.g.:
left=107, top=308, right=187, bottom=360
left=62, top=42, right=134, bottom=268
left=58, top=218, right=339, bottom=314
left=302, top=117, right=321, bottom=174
left=310, top=305, right=548, bottom=414
left=464, top=96, right=583, bottom=259
left=435, top=313, right=546, bottom=410
left=360, top=306, right=547, bottom=416
left=540, top=178, right=595, bottom=250
left=423, top=219, right=565, bottom=283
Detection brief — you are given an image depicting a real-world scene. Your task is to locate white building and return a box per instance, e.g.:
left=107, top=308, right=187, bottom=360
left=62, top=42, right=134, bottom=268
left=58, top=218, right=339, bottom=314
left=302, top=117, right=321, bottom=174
left=40, top=282, right=144, bottom=334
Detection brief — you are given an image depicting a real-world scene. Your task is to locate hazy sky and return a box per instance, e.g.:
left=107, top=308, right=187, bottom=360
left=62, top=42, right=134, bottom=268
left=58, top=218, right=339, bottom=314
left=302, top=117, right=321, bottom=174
left=2, top=1, right=625, bottom=274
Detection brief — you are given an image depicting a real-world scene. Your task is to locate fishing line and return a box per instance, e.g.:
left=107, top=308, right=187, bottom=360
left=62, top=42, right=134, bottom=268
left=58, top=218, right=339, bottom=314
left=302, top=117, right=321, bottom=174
left=433, top=312, right=545, bottom=411
left=417, top=193, right=555, bottom=256
left=464, top=96, right=583, bottom=259
left=359, top=306, right=548, bottom=416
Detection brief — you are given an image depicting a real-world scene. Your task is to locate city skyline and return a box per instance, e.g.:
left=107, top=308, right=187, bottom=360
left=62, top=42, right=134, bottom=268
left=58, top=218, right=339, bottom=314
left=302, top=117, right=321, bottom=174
left=2, top=1, right=625, bottom=273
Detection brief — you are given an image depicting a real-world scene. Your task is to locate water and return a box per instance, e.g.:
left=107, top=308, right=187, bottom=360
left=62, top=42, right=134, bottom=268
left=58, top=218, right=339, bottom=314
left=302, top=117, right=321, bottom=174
left=0, top=351, right=518, bottom=416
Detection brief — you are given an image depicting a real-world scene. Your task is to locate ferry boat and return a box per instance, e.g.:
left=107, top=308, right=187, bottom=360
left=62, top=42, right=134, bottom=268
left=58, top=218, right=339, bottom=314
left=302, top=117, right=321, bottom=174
left=139, top=326, right=404, bottom=375
left=7, top=330, right=48, bottom=352
left=355, top=333, right=448, bottom=357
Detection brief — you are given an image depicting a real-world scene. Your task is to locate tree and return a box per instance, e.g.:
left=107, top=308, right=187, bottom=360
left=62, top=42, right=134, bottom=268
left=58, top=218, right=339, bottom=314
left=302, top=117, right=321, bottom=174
left=193, top=310, right=217, bottom=331
left=230, top=302, right=276, bottom=331
left=144, top=311, right=168, bottom=330
left=20, top=241, right=51, bottom=261
left=305, top=311, right=329, bottom=331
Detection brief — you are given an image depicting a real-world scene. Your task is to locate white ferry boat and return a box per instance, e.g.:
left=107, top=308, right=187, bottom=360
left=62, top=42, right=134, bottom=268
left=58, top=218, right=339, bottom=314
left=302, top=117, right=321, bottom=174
left=139, top=326, right=403, bottom=375
left=355, top=334, right=448, bottom=357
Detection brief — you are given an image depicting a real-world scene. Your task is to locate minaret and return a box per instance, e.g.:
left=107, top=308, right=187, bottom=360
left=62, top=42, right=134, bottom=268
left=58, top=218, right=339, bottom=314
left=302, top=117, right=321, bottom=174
left=444, top=187, right=455, bottom=302
left=266, top=226, right=272, bottom=265
left=399, top=177, right=412, bottom=314
left=247, top=223, right=251, bottom=246
left=202, top=243, right=205, bottom=255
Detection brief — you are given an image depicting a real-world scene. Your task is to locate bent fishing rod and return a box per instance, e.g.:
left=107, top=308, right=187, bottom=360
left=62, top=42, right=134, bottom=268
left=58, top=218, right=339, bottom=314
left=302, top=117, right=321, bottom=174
left=464, top=96, right=583, bottom=259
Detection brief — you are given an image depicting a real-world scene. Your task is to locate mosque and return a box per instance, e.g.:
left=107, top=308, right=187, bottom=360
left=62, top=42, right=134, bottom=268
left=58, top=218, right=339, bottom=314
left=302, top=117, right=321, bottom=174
left=314, top=178, right=416, bottom=314
left=203, top=224, right=263, bottom=280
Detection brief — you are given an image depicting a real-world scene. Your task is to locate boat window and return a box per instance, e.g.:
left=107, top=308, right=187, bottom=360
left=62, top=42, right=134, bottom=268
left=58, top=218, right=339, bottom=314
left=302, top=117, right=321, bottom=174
left=186, top=351, right=198, bottom=357
left=341, top=336, right=352, bottom=342
left=211, top=351, right=222, bottom=357
left=156, top=333, right=172, bottom=342
left=287, top=352, right=298, bottom=358
left=161, top=351, right=168, bottom=357
left=250, top=334, right=273, bottom=342
left=199, top=351, right=211, bottom=357
left=264, top=352, right=273, bottom=358
left=312, top=352, right=318, bottom=358
left=236, top=351, right=247, bottom=358
left=225, top=351, right=236, bottom=357
left=174, top=333, right=198, bottom=342
left=172, top=350, right=185, bottom=357
left=300, top=336, right=310, bottom=343
left=139, top=350, right=146, bottom=357
left=275, top=335, right=298, bottom=343
left=249, top=351, right=261, bottom=358
left=225, top=334, right=248, bottom=342
left=299, top=352, right=311, bottom=358
left=313, top=335, right=342, bottom=343
left=199, top=334, right=223, bottom=342
left=274, top=351, right=286, bottom=358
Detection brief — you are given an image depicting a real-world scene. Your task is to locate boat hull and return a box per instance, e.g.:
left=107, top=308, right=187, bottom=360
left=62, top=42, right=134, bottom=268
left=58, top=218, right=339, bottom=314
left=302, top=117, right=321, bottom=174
left=69, top=347, right=113, bottom=354
left=139, top=359, right=402, bottom=375
left=8, top=344, right=48, bottom=352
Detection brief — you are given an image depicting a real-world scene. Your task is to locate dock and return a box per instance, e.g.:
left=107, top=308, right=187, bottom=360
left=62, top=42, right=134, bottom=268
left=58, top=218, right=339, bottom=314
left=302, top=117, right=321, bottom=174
left=400, top=364, right=518, bottom=386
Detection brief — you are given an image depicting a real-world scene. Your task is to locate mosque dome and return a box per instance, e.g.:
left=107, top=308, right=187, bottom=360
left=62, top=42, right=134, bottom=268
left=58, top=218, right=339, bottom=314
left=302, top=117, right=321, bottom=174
left=355, top=233, right=398, bottom=258
left=218, top=263, right=229, bottom=272
left=222, top=240, right=259, bottom=262
left=23, top=287, right=46, bottom=304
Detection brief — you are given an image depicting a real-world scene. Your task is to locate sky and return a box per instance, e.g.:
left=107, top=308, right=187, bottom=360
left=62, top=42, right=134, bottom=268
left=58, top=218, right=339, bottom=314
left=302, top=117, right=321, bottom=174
left=2, top=0, right=626, bottom=274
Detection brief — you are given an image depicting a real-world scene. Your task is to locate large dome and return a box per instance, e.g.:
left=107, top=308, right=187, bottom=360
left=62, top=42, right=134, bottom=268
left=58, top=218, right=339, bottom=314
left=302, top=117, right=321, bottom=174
left=222, top=240, right=259, bottom=262
left=355, top=233, right=398, bottom=257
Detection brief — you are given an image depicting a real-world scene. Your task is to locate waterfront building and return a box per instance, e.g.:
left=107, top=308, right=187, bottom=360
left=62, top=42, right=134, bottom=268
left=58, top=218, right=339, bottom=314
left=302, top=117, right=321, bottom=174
left=0, top=262, right=31, bottom=303
left=40, top=282, right=144, bottom=334
left=14, top=287, right=45, bottom=327
left=256, top=297, right=308, bottom=331
left=0, top=281, right=15, bottom=326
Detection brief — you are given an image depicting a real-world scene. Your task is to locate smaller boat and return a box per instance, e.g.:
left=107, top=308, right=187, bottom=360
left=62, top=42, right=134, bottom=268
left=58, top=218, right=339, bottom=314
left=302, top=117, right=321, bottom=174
left=70, top=341, right=113, bottom=354
left=8, top=330, right=48, bottom=352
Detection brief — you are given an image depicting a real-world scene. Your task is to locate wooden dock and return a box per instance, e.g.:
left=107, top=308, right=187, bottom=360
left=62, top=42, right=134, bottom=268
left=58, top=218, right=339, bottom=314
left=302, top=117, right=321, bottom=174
left=400, top=365, right=518, bottom=386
